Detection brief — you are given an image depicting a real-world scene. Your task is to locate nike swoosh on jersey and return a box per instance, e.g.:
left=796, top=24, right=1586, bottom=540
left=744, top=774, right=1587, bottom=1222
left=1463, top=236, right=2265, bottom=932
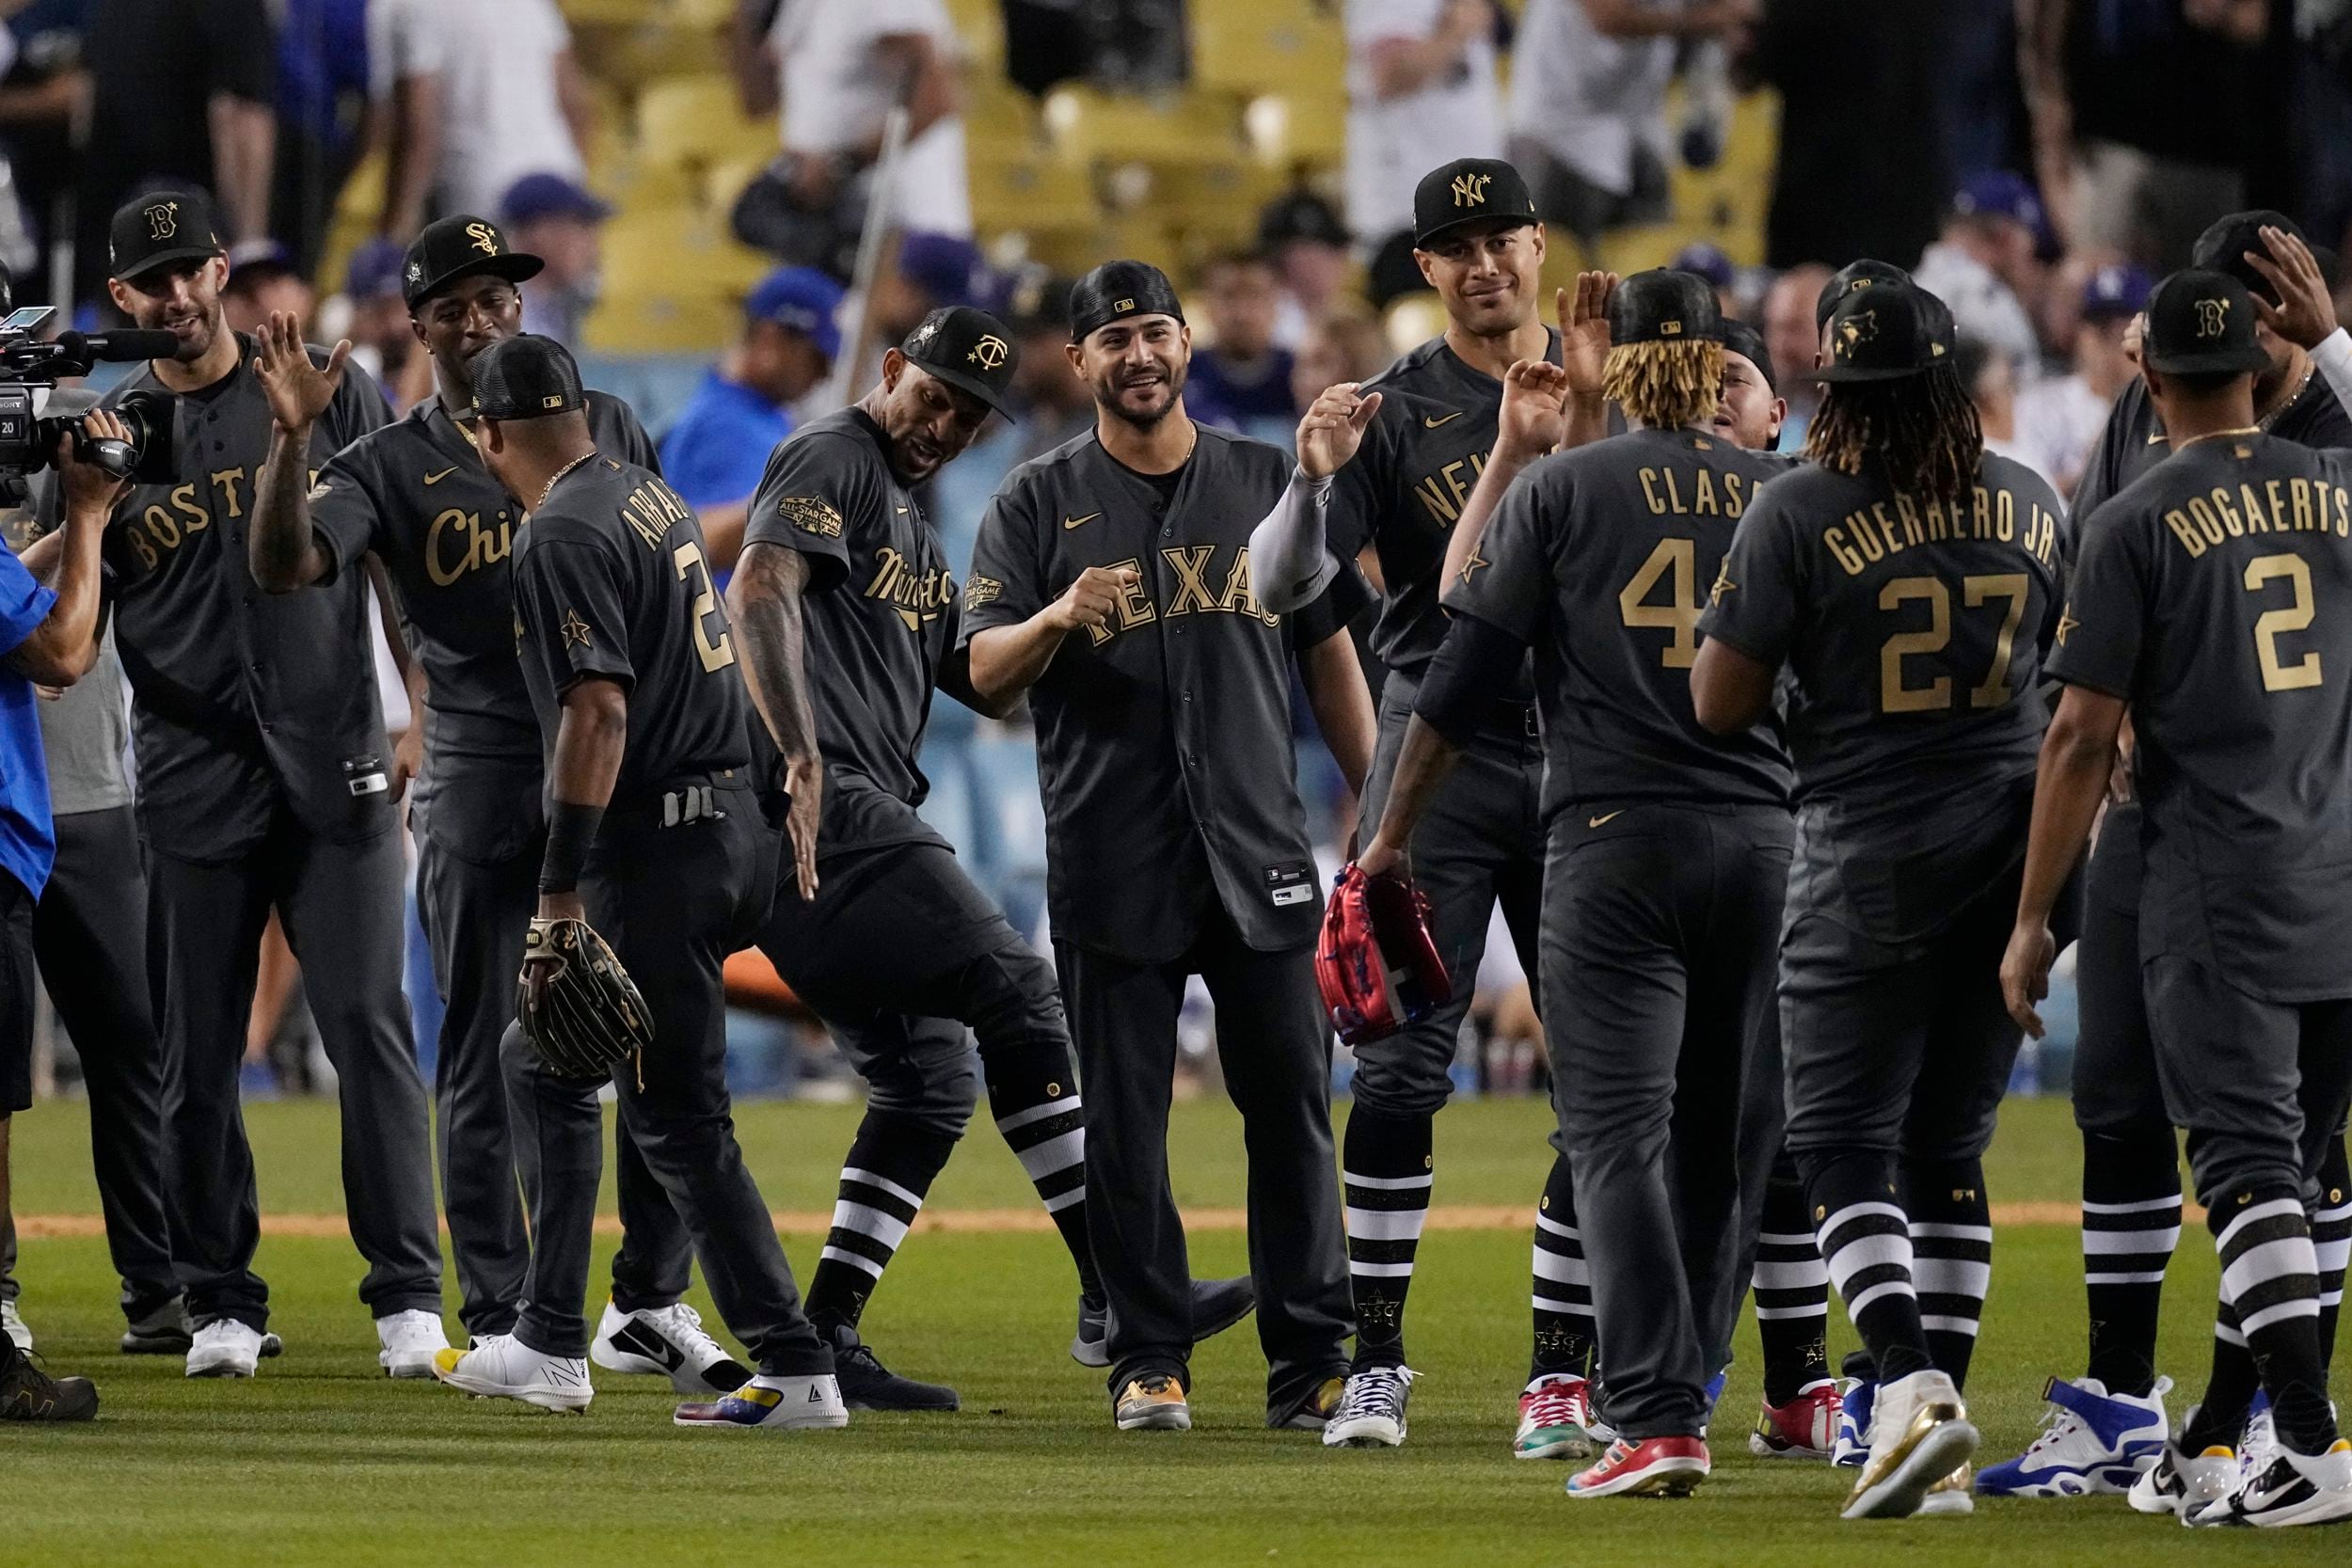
left=1063, top=512, right=1101, bottom=530
left=1588, top=810, right=1624, bottom=828
left=1423, top=411, right=1465, bottom=429
left=423, top=466, right=460, bottom=484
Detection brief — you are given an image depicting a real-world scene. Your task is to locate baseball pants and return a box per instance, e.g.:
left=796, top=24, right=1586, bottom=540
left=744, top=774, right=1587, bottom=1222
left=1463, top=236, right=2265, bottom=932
left=0, top=807, right=179, bottom=1318
left=147, top=816, right=442, bottom=1331
left=505, top=788, right=830, bottom=1375
left=1350, top=681, right=1545, bottom=1116
left=1055, top=911, right=1352, bottom=1419
left=416, top=834, right=691, bottom=1341
left=2073, top=803, right=2167, bottom=1139
left=1542, top=801, right=1790, bottom=1438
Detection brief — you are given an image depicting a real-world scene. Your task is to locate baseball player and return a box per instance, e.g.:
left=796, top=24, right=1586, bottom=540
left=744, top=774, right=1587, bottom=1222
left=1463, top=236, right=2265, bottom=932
left=243, top=214, right=738, bottom=1391
left=430, top=334, right=837, bottom=1428
left=1249, top=156, right=1599, bottom=1454
left=1692, top=280, right=2069, bottom=1518
left=1353, top=271, right=1795, bottom=1496
left=2002, top=268, right=2352, bottom=1528
left=727, top=304, right=1252, bottom=1411
left=32, top=189, right=444, bottom=1380
left=1980, top=212, right=2352, bottom=1497
left=961, top=261, right=1374, bottom=1433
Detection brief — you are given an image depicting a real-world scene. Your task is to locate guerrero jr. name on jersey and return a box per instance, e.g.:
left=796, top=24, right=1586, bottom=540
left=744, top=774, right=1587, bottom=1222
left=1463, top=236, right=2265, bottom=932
left=1816, top=481, right=2063, bottom=578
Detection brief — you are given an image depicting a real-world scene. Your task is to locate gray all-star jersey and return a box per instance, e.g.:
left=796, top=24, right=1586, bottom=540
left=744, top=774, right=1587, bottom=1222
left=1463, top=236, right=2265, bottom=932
left=742, top=406, right=958, bottom=854
left=1445, top=426, right=1794, bottom=817
left=512, top=457, right=752, bottom=809
left=2075, top=369, right=2352, bottom=526
left=1699, top=452, right=2069, bottom=942
left=56, top=336, right=393, bottom=858
left=961, top=424, right=1370, bottom=964
left=1324, top=330, right=1563, bottom=695
left=2049, top=434, right=2352, bottom=1001
left=309, top=390, right=659, bottom=863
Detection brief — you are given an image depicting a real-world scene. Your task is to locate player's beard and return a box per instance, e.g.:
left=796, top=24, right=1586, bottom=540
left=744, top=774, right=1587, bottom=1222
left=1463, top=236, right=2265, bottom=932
left=1098, top=360, right=1185, bottom=431
left=160, top=302, right=221, bottom=364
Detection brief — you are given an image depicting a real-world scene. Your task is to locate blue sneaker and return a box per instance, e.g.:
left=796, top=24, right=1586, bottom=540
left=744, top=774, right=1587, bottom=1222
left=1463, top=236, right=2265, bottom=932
left=1833, top=1357, right=1876, bottom=1469
left=1979, top=1375, right=2171, bottom=1497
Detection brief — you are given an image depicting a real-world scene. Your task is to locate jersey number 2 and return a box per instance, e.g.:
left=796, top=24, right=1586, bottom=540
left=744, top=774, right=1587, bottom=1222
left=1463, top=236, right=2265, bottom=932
left=674, top=542, right=736, bottom=673
left=2246, top=553, right=2322, bottom=692
left=1619, top=538, right=1700, bottom=669
left=1878, top=574, right=2028, bottom=713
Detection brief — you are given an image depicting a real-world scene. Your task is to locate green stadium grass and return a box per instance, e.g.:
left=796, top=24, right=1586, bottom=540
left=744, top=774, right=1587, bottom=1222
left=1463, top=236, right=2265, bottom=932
left=0, top=1096, right=2322, bottom=1566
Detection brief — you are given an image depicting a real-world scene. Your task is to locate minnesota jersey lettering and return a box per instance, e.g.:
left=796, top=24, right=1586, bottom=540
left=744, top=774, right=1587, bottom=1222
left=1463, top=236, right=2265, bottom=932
left=864, top=546, right=955, bottom=629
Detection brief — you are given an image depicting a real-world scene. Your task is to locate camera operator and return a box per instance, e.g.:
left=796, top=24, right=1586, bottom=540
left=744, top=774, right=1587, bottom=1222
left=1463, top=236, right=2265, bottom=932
left=26, top=187, right=444, bottom=1382
left=0, top=407, right=134, bottom=1422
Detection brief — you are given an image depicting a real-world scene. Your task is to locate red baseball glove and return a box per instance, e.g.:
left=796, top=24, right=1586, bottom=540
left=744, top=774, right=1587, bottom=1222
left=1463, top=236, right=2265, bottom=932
left=1316, top=863, right=1453, bottom=1047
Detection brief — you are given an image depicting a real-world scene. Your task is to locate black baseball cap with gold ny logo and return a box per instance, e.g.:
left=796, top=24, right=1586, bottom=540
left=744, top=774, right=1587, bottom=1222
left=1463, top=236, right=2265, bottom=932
left=109, top=188, right=226, bottom=284
left=402, top=214, right=546, bottom=310
left=1413, top=158, right=1537, bottom=249
left=901, top=304, right=1021, bottom=416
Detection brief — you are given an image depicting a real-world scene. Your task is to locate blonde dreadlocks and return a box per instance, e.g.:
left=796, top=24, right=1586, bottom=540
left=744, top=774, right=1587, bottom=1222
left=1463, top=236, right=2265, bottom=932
left=1601, top=339, right=1724, bottom=432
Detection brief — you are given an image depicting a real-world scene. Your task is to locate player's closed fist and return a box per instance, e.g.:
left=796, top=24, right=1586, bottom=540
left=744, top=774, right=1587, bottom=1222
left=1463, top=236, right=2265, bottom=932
left=1054, top=564, right=1137, bottom=632
left=1295, top=385, right=1383, bottom=480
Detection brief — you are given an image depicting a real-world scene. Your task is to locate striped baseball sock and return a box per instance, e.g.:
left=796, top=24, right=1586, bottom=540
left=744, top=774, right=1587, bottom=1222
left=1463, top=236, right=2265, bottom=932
left=986, top=1046, right=1099, bottom=1298
left=2313, top=1135, right=2349, bottom=1372
left=2080, top=1128, right=2183, bottom=1398
left=802, top=1111, right=959, bottom=1333
left=1905, top=1156, right=1994, bottom=1390
left=1529, top=1154, right=1596, bottom=1380
left=1754, top=1156, right=1832, bottom=1406
left=2180, top=1291, right=2262, bottom=1453
left=1343, top=1105, right=1432, bottom=1370
left=1804, top=1149, right=1933, bottom=1385
left=2185, top=1185, right=2331, bottom=1453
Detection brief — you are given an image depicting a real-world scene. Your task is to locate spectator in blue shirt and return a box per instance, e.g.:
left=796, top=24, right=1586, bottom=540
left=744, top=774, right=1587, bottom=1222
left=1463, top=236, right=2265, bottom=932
left=1185, top=251, right=1298, bottom=444
left=659, top=264, right=843, bottom=573
left=0, top=410, right=136, bottom=1422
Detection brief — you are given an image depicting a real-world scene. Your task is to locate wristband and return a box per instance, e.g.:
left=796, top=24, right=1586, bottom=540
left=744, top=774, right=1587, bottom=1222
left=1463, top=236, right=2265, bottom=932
left=538, top=800, right=605, bottom=895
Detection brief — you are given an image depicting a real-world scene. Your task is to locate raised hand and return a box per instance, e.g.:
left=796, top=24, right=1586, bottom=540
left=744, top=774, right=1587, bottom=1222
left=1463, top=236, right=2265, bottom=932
left=251, top=309, right=351, bottom=436
left=1495, top=359, right=1573, bottom=464
left=1049, top=564, right=1140, bottom=635
left=1295, top=383, right=1385, bottom=480
left=2245, top=225, right=2338, bottom=351
left=1558, top=271, right=1618, bottom=402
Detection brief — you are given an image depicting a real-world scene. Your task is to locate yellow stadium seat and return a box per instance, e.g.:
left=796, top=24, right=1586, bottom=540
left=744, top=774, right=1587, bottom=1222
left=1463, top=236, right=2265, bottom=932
left=1041, top=87, right=1245, bottom=172
left=582, top=289, right=738, bottom=356
left=1383, top=294, right=1448, bottom=357
left=1243, top=91, right=1345, bottom=172
left=602, top=207, right=771, bottom=296
left=574, top=20, right=730, bottom=83
left=636, top=75, right=774, bottom=169
left=1190, top=0, right=1343, bottom=102
left=941, top=0, right=1005, bottom=70
left=564, top=0, right=729, bottom=25
left=593, top=156, right=699, bottom=217
left=970, top=150, right=1100, bottom=235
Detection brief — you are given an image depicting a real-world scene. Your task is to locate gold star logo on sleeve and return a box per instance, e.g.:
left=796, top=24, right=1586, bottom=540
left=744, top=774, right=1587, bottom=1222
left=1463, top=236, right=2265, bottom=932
left=561, top=610, right=592, bottom=648
left=1709, top=563, right=1738, bottom=607
left=2055, top=606, right=2079, bottom=646
left=1458, top=545, right=1491, bottom=589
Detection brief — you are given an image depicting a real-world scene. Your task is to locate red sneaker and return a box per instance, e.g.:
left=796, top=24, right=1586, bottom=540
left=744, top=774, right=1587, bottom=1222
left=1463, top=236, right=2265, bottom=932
left=1750, top=1378, right=1844, bottom=1460
left=1565, top=1435, right=1710, bottom=1498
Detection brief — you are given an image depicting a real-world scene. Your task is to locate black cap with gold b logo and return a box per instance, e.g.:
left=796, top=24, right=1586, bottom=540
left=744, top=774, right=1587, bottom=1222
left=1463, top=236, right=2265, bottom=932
left=2143, top=268, right=2270, bottom=377
left=1413, top=158, right=1537, bottom=248
left=109, top=188, right=226, bottom=284
left=402, top=214, right=546, bottom=310
left=900, top=305, right=1020, bottom=416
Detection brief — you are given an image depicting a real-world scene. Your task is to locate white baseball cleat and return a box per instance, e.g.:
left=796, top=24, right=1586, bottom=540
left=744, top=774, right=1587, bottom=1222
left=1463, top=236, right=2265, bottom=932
left=431, top=1333, right=593, bottom=1414
left=186, top=1320, right=270, bottom=1379
left=591, top=1299, right=751, bottom=1395
left=674, top=1373, right=849, bottom=1431
left=2128, top=1433, right=2239, bottom=1518
left=1840, top=1369, right=1979, bottom=1520
left=375, top=1309, right=451, bottom=1379
left=2189, top=1438, right=2352, bottom=1528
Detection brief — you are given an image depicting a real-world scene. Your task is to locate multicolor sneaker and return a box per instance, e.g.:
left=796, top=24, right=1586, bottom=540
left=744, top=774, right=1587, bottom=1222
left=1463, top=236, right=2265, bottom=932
left=1115, top=1374, right=1191, bottom=1432
left=1752, top=1378, right=1844, bottom=1460
left=430, top=1334, right=592, bottom=1414
left=1323, top=1366, right=1413, bottom=1448
left=675, top=1372, right=848, bottom=1431
left=2188, top=1438, right=2352, bottom=1528
left=1979, top=1375, right=2170, bottom=1497
left=1565, top=1435, right=1709, bottom=1498
left=1840, top=1369, right=1979, bottom=1520
left=2127, top=1432, right=2239, bottom=1519
left=2238, top=1394, right=2279, bottom=1486
left=1832, top=1351, right=1877, bottom=1468
left=1514, top=1372, right=1598, bottom=1461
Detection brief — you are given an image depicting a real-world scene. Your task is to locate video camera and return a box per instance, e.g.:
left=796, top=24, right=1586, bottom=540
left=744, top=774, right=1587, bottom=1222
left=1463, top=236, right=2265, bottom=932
left=0, top=283, right=178, bottom=506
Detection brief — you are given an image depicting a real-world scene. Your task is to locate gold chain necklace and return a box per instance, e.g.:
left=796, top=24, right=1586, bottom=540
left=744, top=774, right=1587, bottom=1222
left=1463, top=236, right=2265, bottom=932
left=538, top=451, right=596, bottom=511
left=2173, top=425, right=2262, bottom=451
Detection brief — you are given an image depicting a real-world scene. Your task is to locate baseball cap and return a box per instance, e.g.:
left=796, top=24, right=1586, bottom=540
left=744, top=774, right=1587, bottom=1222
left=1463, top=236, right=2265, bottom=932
left=1068, top=260, right=1184, bottom=344
left=1670, top=242, right=1736, bottom=291
left=109, top=188, right=226, bottom=284
left=470, top=333, right=586, bottom=420
left=1815, top=259, right=1911, bottom=331
left=1952, top=171, right=2044, bottom=232
left=2191, top=210, right=2306, bottom=305
left=500, top=171, right=614, bottom=228
left=227, top=239, right=296, bottom=290
left=2080, top=262, right=2153, bottom=322
left=2141, top=268, right=2270, bottom=377
left=899, top=305, right=1019, bottom=416
left=1258, top=187, right=1348, bottom=252
left=1412, top=158, right=1537, bottom=249
left=896, top=231, right=987, bottom=309
left=1608, top=269, right=1722, bottom=345
left=345, top=238, right=407, bottom=303
left=1816, top=282, right=1947, bottom=383
left=402, top=214, right=544, bottom=309
left=744, top=266, right=844, bottom=363
left=1722, top=319, right=1776, bottom=390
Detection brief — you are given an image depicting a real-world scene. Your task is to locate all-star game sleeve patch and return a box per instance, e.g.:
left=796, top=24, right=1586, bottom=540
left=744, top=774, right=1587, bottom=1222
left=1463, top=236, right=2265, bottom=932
left=777, top=495, right=845, bottom=538
left=964, top=574, right=1003, bottom=610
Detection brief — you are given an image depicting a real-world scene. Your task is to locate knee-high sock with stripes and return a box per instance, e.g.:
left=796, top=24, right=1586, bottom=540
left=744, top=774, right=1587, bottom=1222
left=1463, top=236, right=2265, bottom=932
left=1904, top=1156, right=1993, bottom=1391
left=803, top=1110, right=960, bottom=1333
left=1529, top=1152, right=1597, bottom=1381
left=1803, top=1148, right=1934, bottom=1386
left=1343, top=1104, right=1432, bottom=1369
left=2314, top=1134, right=2349, bottom=1372
left=1754, top=1153, right=1832, bottom=1406
left=985, top=1045, right=1100, bottom=1300
left=2182, top=1185, right=2336, bottom=1456
left=2080, top=1128, right=2182, bottom=1397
